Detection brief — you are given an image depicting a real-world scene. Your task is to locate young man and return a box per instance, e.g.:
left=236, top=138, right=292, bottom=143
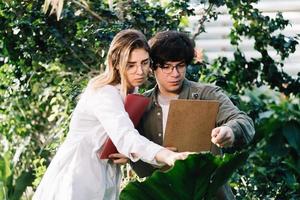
left=130, top=31, right=255, bottom=199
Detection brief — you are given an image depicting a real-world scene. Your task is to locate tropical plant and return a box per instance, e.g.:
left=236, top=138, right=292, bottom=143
left=0, top=0, right=299, bottom=199
left=230, top=87, right=300, bottom=199
left=121, top=151, right=249, bottom=200
left=0, top=0, right=192, bottom=199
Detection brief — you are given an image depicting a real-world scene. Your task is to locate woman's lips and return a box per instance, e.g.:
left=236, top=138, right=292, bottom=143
left=135, top=77, right=145, bottom=82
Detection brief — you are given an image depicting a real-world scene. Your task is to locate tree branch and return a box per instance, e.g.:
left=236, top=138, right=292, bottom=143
left=192, top=3, right=214, bottom=41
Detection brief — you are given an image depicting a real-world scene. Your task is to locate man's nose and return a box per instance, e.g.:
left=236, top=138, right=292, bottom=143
left=170, top=66, right=180, bottom=76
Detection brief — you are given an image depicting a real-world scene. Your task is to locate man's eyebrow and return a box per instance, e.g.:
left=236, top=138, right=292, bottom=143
left=165, top=61, right=185, bottom=65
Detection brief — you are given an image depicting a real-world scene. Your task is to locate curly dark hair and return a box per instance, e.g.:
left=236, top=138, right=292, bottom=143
left=148, top=31, right=195, bottom=70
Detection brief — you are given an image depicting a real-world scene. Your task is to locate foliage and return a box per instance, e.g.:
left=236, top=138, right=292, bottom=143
left=188, top=0, right=300, bottom=199
left=0, top=0, right=299, bottom=199
left=0, top=0, right=193, bottom=199
left=196, top=0, right=299, bottom=96
left=121, top=151, right=248, bottom=200
left=230, top=87, right=300, bottom=199
left=0, top=61, right=85, bottom=199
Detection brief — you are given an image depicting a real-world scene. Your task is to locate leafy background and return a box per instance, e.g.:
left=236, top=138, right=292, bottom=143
left=0, top=0, right=299, bottom=199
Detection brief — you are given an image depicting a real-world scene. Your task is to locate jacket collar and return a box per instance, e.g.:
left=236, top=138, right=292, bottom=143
left=149, top=79, right=191, bottom=106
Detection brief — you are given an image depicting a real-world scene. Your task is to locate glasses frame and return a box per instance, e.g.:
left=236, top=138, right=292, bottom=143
left=157, top=61, right=187, bottom=74
left=126, top=58, right=152, bottom=74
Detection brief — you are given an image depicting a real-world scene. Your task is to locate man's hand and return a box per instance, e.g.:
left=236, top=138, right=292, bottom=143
left=108, top=153, right=129, bottom=165
left=211, top=126, right=235, bottom=148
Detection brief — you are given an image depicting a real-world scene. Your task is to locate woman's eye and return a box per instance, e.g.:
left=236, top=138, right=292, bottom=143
left=142, top=60, right=149, bottom=65
left=127, top=64, right=135, bottom=68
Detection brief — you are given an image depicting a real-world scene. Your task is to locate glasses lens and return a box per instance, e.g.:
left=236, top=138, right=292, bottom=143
left=177, top=64, right=186, bottom=72
left=160, top=63, right=186, bottom=74
left=162, top=67, right=172, bottom=74
left=127, top=65, right=137, bottom=74
left=127, top=59, right=151, bottom=74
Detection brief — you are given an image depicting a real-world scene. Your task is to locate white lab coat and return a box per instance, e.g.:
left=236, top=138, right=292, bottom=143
left=33, top=84, right=162, bottom=200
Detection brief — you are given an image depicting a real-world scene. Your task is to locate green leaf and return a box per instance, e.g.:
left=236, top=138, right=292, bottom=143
left=0, top=153, right=12, bottom=182
left=120, top=152, right=248, bottom=200
left=0, top=181, right=5, bottom=200
left=9, top=170, right=34, bottom=200
left=205, top=151, right=249, bottom=199
left=265, top=131, right=289, bottom=157
left=282, top=120, right=300, bottom=156
left=179, top=16, right=189, bottom=27
left=0, top=153, right=12, bottom=200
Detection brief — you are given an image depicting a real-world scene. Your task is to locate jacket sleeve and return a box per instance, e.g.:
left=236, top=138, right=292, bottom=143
left=200, top=85, right=255, bottom=148
left=89, top=85, right=163, bottom=164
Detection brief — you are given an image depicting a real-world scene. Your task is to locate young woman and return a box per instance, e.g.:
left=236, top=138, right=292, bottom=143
left=32, top=29, right=189, bottom=200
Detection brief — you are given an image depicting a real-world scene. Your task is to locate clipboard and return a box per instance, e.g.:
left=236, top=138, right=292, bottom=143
left=163, top=99, right=219, bottom=153
left=98, top=94, right=150, bottom=159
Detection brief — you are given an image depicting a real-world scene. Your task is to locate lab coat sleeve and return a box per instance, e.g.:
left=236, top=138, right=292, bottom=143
left=90, top=85, right=163, bottom=164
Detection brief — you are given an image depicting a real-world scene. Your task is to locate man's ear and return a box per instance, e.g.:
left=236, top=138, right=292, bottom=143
left=149, top=68, right=154, bottom=76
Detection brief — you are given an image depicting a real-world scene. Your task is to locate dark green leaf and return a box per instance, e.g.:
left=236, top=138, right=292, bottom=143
left=282, top=121, right=300, bottom=156
left=120, top=152, right=248, bottom=200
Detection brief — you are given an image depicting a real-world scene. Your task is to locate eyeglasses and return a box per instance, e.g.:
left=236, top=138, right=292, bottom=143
left=157, top=62, right=186, bottom=74
left=126, top=58, right=152, bottom=74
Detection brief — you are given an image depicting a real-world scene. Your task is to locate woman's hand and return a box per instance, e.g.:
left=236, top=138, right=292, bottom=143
left=108, top=153, right=129, bottom=165
left=155, top=149, right=191, bottom=166
left=165, top=146, right=178, bottom=152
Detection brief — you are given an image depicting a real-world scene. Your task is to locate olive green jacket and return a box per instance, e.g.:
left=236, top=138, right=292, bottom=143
left=131, top=79, right=255, bottom=199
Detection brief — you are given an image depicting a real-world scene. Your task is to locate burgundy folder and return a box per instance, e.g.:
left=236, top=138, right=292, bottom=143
left=98, top=94, right=150, bottom=159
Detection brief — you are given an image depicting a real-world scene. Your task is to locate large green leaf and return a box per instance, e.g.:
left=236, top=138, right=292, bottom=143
left=205, top=151, right=249, bottom=199
left=120, top=151, right=248, bottom=200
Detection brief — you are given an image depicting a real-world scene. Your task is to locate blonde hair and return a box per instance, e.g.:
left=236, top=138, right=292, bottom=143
left=90, top=29, right=150, bottom=96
